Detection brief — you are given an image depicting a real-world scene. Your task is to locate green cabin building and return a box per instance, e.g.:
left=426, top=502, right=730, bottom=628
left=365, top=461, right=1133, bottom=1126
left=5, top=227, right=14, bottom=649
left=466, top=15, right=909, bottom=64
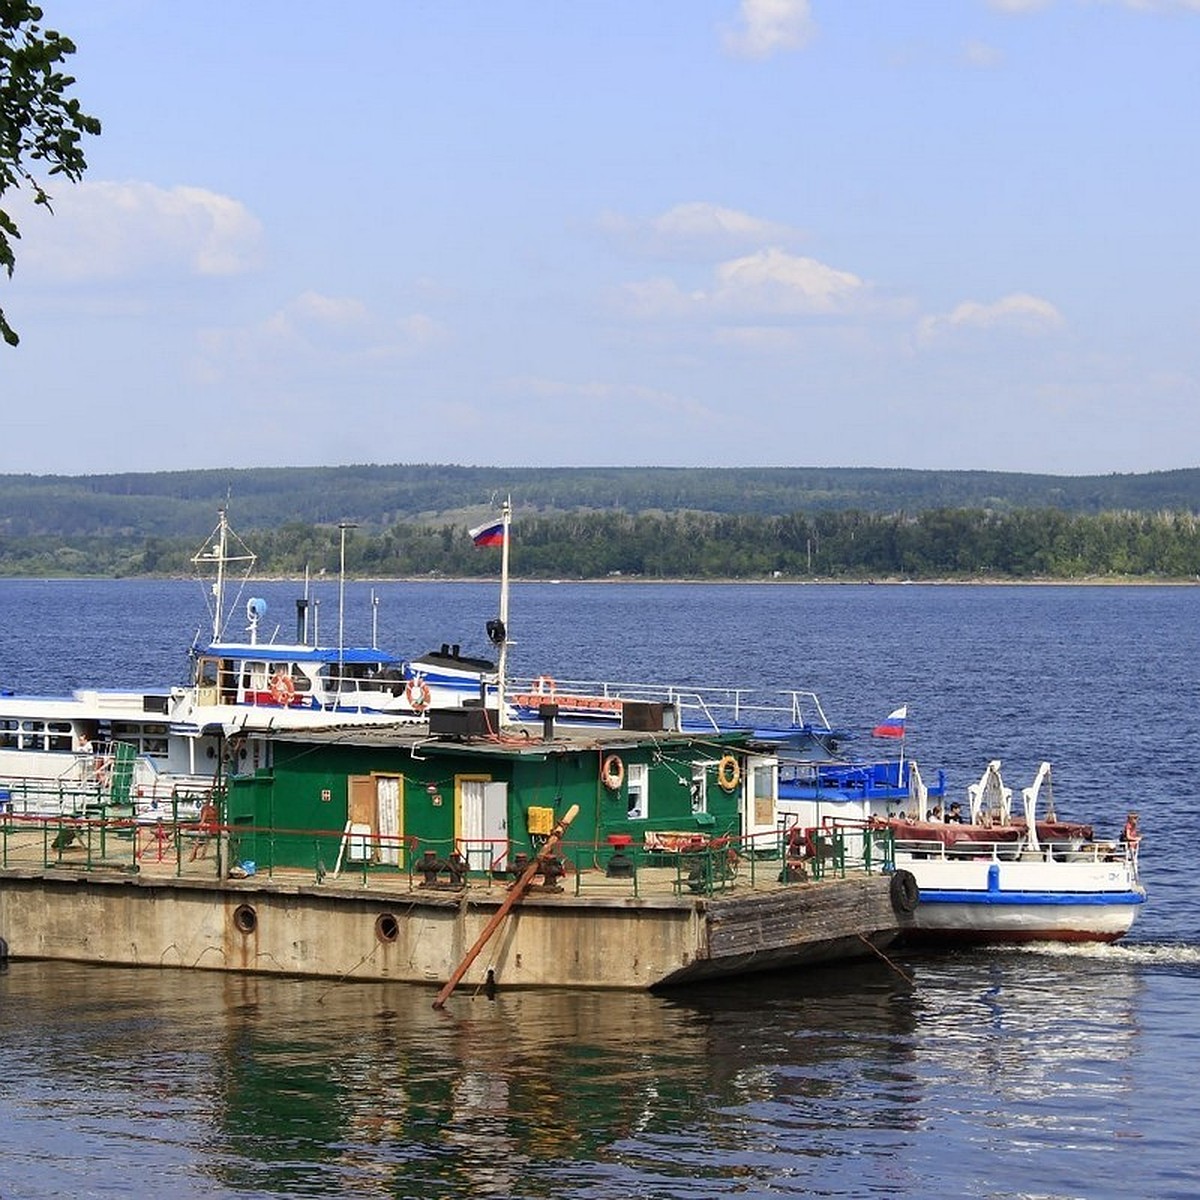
left=222, top=709, right=783, bottom=880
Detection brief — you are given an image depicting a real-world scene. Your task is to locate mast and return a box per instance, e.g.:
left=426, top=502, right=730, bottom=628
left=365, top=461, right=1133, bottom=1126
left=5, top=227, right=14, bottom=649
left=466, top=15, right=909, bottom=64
left=192, top=506, right=257, bottom=644
left=497, top=496, right=512, bottom=725
left=212, top=507, right=228, bottom=642
left=337, top=521, right=357, bottom=692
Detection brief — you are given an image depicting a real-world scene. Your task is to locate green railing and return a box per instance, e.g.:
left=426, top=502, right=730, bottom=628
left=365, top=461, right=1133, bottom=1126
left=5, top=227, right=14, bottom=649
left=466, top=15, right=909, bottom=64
left=0, top=812, right=898, bottom=897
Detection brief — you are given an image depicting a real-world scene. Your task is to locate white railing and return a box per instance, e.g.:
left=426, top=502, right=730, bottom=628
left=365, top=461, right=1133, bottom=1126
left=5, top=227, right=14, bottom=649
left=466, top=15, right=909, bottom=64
left=893, top=836, right=1135, bottom=867
left=506, top=676, right=835, bottom=733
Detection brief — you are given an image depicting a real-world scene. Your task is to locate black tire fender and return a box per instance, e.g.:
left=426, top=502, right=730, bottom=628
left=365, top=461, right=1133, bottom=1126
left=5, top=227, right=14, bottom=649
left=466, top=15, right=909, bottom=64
left=890, top=868, right=920, bottom=914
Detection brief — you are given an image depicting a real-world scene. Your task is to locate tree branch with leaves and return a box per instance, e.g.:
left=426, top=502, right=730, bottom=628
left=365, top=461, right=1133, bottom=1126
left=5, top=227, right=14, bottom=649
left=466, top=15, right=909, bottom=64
left=0, top=0, right=100, bottom=345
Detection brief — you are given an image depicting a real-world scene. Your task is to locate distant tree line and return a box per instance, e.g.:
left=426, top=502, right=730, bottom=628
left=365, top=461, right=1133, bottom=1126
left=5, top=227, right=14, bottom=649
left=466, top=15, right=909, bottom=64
left=4, top=464, right=1200, bottom=539
left=3, top=507, right=1200, bottom=580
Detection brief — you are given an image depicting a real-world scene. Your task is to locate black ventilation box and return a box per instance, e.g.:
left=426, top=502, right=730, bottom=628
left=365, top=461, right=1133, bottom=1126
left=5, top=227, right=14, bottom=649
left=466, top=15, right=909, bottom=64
left=428, top=707, right=498, bottom=737
left=621, top=701, right=677, bottom=732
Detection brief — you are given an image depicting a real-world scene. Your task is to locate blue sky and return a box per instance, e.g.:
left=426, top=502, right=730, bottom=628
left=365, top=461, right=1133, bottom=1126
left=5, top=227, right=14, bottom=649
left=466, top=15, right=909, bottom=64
left=2, top=0, right=1199, bottom=476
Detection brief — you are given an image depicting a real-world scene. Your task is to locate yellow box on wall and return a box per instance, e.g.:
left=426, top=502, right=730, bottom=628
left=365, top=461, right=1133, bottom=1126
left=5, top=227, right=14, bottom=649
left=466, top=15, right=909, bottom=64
left=526, top=806, right=555, bottom=835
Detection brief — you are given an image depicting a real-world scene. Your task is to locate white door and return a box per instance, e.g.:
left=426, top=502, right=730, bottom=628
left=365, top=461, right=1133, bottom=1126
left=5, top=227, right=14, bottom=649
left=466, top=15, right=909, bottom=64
left=741, top=755, right=779, bottom=851
left=460, top=779, right=509, bottom=873
left=483, top=782, right=509, bottom=871
left=376, top=775, right=401, bottom=866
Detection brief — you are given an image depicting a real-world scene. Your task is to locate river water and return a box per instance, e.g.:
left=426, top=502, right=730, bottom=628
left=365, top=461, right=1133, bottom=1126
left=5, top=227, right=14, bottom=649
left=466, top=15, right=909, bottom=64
left=0, top=579, right=1197, bottom=1199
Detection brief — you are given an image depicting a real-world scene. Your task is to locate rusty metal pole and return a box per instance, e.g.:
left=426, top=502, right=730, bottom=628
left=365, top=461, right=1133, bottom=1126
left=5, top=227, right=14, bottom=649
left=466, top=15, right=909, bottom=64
left=432, top=803, right=579, bottom=1010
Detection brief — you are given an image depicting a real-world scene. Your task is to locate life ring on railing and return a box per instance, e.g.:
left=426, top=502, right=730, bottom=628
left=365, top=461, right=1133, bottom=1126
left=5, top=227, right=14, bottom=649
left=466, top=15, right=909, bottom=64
left=716, top=754, right=741, bottom=792
left=405, top=677, right=432, bottom=712
left=269, top=672, right=296, bottom=705
left=890, top=869, right=920, bottom=915
left=601, top=753, right=625, bottom=791
left=533, top=674, right=557, bottom=696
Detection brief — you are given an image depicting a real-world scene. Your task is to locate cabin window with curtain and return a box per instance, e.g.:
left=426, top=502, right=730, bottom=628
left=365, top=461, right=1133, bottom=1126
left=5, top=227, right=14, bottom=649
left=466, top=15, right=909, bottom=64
left=626, top=762, right=649, bottom=820
left=112, top=721, right=169, bottom=758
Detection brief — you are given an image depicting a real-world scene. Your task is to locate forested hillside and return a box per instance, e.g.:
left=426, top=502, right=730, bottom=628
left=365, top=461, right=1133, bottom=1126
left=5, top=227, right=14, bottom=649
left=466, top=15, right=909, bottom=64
left=2, top=507, right=1198, bottom=581
left=2, top=464, right=1200, bottom=539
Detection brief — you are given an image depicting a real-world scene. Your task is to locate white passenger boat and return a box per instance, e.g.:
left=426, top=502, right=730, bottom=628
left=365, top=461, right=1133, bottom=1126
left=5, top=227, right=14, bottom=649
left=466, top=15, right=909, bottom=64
left=780, top=759, right=1145, bottom=945
left=0, top=510, right=499, bottom=818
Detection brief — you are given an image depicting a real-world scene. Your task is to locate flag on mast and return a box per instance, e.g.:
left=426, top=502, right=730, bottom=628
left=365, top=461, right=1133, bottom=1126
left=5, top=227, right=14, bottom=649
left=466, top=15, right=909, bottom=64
left=470, top=519, right=506, bottom=548
left=872, top=706, right=907, bottom=739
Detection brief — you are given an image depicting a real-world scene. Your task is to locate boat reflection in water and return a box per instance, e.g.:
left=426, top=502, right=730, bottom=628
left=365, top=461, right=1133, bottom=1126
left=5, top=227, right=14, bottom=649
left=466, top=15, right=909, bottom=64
left=0, top=951, right=1156, bottom=1200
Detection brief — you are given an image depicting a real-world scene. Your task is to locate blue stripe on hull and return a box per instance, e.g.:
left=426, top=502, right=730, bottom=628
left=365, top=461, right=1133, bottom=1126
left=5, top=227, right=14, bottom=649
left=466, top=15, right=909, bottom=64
left=918, top=889, right=1147, bottom=907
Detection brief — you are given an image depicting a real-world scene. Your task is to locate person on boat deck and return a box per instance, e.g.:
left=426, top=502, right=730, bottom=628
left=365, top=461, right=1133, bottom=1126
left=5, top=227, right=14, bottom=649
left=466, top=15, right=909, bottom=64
left=929, top=804, right=944, bottom=821
left=945, top=802, right=963, bottom=823
left=189, top=800, right=219, bottom=861
left=1121, top=811, right=1141, bottom=848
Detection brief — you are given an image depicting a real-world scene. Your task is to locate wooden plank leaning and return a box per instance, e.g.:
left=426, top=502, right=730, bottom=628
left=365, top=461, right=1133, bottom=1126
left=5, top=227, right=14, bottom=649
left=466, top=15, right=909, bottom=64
left=432, top=803, right=580, bottom=1010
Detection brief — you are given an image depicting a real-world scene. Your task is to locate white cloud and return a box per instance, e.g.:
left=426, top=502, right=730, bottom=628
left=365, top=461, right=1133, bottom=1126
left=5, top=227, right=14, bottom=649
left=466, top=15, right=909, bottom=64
left=722, top=0, right=816, bottom=59
left=917, top=292, right=1065, bottom=344
left=196, top=290, right=446, bottom=381
left=617, top=247, right=876, bottom=325
left=598, top=201, right=801, bottom=258
left=618, top=276, right=700, bottom=319
left=712, top=248, right=868, bottom=315
left=14, top=181, right=263, bottom=282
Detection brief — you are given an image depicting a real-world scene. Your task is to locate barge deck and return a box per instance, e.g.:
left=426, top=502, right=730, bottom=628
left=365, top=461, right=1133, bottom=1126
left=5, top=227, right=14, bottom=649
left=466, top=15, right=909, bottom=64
left=0, top=832, right=908, bottom=992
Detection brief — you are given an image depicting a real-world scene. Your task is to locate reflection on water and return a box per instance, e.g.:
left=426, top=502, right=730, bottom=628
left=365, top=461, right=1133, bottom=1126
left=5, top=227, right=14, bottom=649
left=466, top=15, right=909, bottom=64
left=2, top=954, right=1193, bottom=1200
left=2, top=582, right=1199, bottom=1197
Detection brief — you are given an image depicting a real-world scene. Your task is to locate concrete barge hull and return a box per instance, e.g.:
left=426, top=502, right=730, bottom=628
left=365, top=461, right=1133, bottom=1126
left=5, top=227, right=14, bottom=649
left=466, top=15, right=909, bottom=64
left=0, top=870, right=902, bottom=990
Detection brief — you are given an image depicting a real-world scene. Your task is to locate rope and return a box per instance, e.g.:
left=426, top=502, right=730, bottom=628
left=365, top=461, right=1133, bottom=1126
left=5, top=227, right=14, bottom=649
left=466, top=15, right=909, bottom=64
left=857, top=933, right=915, bottom=987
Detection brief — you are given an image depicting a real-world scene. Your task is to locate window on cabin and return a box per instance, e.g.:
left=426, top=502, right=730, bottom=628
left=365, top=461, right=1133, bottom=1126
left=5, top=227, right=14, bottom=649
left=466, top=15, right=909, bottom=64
left=322, top=664, right=353, bottom=694
left=47, top=721, right=73, bottom=752
left=111, top=721, right=168, bottom=758
left=691, top=764, right=708, bottom=814
left=626, top=762, right=649, bottom=820
left=0, top=719, right=17, bottom=749
left=14, top=719, right=72, bottom=752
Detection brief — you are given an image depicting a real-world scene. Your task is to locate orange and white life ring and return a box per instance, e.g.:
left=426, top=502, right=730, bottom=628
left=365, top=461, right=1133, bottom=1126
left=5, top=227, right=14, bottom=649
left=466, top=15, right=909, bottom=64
left=601, top=753, right=625, bottom=791
left=533, top=674, right=557, bottom=696
left=716, top=754, right=741, bottom=792
left=405, top=677, right=432, bottom=712
left=270, top=671, right=296, bottom=705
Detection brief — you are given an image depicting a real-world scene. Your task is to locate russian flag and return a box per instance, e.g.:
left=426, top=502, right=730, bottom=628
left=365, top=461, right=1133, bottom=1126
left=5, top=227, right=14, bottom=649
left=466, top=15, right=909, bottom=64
left=872, top=705, right=907, bottom=739
left=470, top=519, right=506, bottom=548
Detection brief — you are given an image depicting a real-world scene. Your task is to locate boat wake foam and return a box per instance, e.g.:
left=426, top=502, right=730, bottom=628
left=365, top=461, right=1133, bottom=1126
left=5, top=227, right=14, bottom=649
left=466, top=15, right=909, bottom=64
left=989, top=940, right=1200, bottom=967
